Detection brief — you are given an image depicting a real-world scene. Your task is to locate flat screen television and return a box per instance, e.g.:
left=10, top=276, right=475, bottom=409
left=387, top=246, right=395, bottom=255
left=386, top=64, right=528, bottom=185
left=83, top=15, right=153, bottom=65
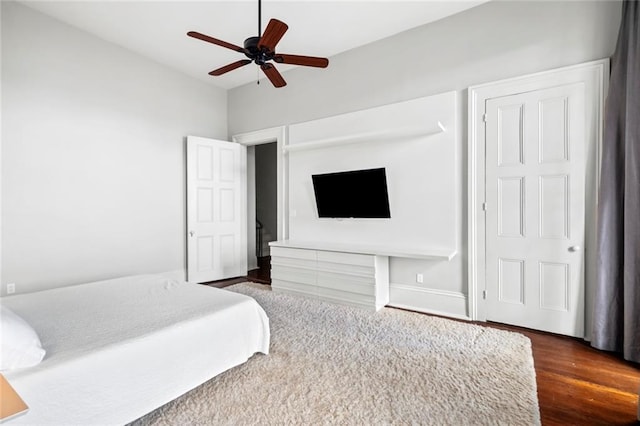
left=312, top=168, right=391, bottom=218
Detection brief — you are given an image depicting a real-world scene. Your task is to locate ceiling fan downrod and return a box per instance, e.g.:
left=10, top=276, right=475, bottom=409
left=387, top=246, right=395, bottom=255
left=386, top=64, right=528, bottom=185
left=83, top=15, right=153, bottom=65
left=255, top=0, right=262, bottom=85
left=258, top=0, right=262, bottom=38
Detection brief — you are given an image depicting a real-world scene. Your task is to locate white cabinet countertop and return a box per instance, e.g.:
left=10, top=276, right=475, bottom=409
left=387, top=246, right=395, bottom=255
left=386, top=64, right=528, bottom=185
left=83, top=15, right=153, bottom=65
left=269, top=240, right=456, bottom=261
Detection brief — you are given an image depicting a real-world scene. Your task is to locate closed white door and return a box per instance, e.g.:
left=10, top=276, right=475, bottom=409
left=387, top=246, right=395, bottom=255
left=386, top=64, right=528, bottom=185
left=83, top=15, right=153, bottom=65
left=186, top=136, right=247, bottom=283
left=484, top=83, right=586, bottom=337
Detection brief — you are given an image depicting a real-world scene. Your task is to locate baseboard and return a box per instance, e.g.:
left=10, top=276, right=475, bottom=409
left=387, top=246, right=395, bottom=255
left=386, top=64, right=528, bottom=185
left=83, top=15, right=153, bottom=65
left=389, top=283, right=470, bottom=321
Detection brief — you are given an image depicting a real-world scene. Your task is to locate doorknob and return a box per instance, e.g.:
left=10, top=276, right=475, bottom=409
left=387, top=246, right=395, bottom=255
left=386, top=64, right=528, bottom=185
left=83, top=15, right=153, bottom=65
left=568, top=245, right=580, bottom=252
left=189, top=231, right=195, bottom=237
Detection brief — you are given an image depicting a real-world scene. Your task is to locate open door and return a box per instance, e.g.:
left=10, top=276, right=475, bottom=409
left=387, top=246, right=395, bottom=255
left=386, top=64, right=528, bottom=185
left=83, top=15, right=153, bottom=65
left=186, top=136, right=247, bottom=283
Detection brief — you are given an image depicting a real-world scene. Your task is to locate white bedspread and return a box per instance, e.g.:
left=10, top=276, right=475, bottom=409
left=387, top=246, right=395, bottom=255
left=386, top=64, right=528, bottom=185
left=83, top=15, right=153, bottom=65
left=1, top=275, right=270, bottom=425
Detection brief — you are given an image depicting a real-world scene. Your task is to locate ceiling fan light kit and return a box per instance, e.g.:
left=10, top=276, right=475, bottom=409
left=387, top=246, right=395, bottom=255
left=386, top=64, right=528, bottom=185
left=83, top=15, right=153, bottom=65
left=187, top=0, right=328, bottom=88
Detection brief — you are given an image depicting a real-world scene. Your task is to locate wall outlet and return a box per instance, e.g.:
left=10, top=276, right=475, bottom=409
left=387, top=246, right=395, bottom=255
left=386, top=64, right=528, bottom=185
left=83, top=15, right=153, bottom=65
left=7, top=283, right=16, bottom=294
left=416, top=274, right=424, bottom=284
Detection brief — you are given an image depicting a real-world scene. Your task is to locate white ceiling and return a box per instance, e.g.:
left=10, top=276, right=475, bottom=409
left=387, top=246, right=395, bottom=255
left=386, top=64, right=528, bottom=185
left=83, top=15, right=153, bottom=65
left=21, top=1, right=489, bottom=90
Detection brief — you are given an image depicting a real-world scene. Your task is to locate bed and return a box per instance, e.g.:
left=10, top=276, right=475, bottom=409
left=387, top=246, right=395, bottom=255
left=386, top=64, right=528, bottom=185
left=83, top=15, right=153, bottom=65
left=0, top=274, right=270, bottom=424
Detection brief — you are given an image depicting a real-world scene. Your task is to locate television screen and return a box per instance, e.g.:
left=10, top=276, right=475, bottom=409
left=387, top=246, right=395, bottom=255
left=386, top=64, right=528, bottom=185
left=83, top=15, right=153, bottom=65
left=312, top=168, right=391, bottom=218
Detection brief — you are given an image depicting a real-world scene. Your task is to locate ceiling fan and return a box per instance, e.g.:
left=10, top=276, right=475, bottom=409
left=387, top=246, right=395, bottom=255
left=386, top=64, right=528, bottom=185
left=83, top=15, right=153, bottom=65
left=187, top=0, right=329, bottom=88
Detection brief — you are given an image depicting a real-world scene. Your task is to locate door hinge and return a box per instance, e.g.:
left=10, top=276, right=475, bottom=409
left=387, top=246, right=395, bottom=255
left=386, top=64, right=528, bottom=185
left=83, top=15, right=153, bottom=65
left=482, top=113, right=488, bottom=122
left=482, top=290, right=487, bottom=300
left=482, top=202, right=488, bottom=211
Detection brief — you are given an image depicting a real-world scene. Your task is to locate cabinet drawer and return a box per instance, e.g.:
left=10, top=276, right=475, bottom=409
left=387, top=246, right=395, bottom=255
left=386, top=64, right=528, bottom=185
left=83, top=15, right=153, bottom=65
left=316, top=272, right=375, bottom=296
left=271, top=246, right=316, bottom=261
left=315, top=261, right=375, bottom=278
left=272, top=279, right=316, bottom=297
left=316, top=286, right=374, bottom=308
left=271, top=257, right=316, bottom=270
left=271, top=265, right=316, bottom=286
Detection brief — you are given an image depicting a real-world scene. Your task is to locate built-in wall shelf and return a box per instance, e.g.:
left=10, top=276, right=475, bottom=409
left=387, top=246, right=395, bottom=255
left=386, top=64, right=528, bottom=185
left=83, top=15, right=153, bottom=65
left=269, top=240, right=456, bottom=261
left=283, top=121, right=446, bottom=153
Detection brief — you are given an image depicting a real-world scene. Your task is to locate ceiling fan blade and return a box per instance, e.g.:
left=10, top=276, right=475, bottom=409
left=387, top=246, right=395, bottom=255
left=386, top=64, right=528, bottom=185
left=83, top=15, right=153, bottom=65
left=261, top=63, right=287, bottom=88
left=258, top=19, right=288, bottom=52
left=209, top=60, right=252, bottom=76
left=273, top=54, right=329, bottom=68
left=187, top=31, right=245, bottom=53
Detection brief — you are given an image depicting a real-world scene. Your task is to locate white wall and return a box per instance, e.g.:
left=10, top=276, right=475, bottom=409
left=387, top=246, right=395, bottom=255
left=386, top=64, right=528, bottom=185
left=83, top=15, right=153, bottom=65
left=228, top=0, right=621, bottom=316
left=0, top=2, right=4, bottom=294
left=1, top=2, right=228, bottom=294
left=287, top=93, right=457, bottom=251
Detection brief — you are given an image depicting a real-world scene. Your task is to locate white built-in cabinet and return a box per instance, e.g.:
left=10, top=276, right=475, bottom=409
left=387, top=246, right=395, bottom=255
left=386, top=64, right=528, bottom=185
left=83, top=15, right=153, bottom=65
left=270, top=245, right=389, bottom=311
left=270, top=240, right=455, bottom=311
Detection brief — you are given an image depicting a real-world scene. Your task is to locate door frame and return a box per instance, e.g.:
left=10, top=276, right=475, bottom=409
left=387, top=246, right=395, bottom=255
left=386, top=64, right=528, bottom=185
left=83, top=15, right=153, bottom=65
left=467, top=59, right=608, bottom=336
left=232, top=126, right=289, bottom=267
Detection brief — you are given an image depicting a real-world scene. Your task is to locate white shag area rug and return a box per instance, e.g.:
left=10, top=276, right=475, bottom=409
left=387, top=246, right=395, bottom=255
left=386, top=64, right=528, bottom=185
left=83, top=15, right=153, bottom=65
left=131, top=283, right=540, bottom=425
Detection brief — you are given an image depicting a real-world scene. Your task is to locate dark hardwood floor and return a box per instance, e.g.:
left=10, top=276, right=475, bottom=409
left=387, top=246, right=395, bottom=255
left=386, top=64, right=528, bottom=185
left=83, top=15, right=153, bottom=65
left=487, top=323, right=639, bottom=425
left=206, top=257, right=640, bottom=425
left=202, top=256, right=272, bottom=288
left=247, top=255, right=271, bottom=284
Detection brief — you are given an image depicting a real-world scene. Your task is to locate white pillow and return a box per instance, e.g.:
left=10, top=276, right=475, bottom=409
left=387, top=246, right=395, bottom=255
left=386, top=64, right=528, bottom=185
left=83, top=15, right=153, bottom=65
left=0, top=304, right=46, bottom=370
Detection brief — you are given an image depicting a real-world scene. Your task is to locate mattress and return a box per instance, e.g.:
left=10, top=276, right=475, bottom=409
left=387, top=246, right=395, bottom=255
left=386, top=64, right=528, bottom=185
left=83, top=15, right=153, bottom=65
left=1, top=275, right=270, bottom=425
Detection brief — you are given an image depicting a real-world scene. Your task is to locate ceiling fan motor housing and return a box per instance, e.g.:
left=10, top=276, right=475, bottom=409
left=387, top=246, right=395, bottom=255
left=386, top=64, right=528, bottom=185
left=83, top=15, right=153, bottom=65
left=244, top=36, right=274, bottom=65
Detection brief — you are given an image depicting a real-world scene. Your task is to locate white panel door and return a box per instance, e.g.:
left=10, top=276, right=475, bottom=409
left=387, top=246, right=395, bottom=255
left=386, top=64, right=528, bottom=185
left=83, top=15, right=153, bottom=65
left=485, top=83, right=586, bottom=337
left=187, top=136, right=247, bottom=283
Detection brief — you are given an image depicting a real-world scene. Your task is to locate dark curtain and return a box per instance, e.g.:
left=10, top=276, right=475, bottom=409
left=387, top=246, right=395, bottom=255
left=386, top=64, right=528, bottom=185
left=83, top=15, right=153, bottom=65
left=592, top=0, right=640, bottom=363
